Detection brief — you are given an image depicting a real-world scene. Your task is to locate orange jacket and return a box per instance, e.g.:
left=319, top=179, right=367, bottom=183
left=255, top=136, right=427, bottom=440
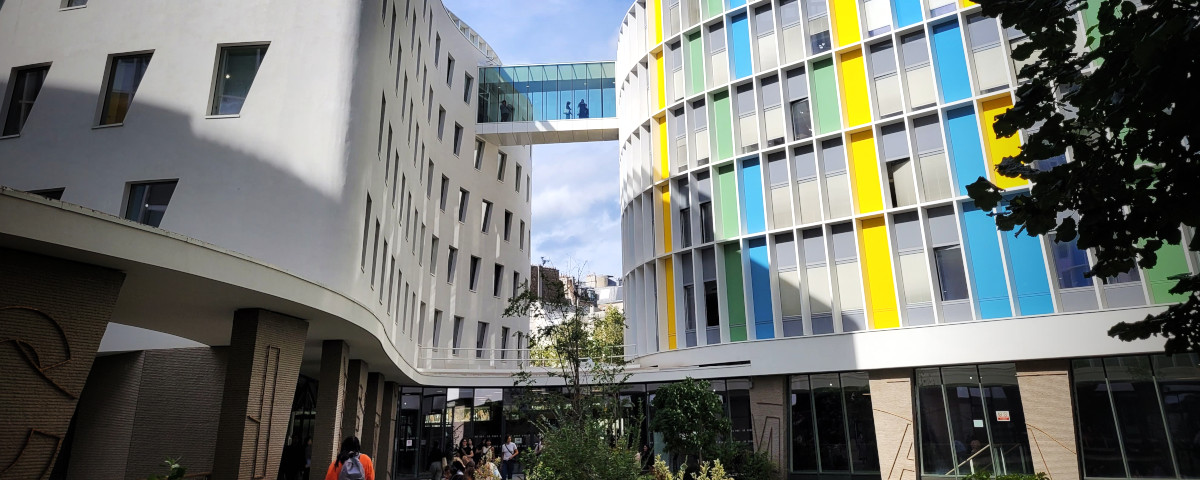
left=324, top=453, right=375, bottom=480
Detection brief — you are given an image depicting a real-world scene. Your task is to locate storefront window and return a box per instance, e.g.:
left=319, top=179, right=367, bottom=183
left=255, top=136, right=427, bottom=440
left=916, top=364, right=1033, bottom=477
left=790, top=372, right=881, bottom=476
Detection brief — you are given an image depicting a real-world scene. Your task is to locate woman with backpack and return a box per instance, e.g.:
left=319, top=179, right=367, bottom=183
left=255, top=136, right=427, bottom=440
left=324, top=436, right=375, bottom=480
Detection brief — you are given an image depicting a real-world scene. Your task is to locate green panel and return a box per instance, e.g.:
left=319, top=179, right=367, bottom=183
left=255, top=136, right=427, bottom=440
left=723, top=243, right=748, bottom=342
left=810, top=58, right=841, bottom=135
left=705, top=0, right=724, bottom=19
left=712, top=90, right=734, bottom=160
left=1146, top=242, right=1191, bottom=303
left=687, top=32, right=705, bottom=96
left=718, top=164, right=740, bottom=239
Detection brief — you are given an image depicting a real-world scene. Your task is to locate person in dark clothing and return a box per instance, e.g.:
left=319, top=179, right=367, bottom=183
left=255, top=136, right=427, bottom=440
left=578, top=99, right=589, bottom=118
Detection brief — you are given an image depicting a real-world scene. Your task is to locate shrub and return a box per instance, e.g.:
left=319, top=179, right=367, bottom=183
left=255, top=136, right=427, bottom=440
left=710, top=443, right=780, bottom=480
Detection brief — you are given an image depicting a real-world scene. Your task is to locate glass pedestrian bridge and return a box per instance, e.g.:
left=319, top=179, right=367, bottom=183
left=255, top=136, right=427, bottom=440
left=475, top=62, right=619, bottom=145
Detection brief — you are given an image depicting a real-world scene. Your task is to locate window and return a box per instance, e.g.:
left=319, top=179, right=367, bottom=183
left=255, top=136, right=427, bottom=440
left=916, top=364, right=1033, bottom=476
left=869, top=41, right=903, bottom=118
left=99, top=53, right=152, bottom=125
left=473, top=140, right=485, bottom=169
left=512, top=271, right=521, bottom=299
left=519, top=220, right=526, bottom=250
left=1048, top=232, right=1094, bottom=289
left=439, top=175, right=449, bottom=210
left=431, top=310, right=443, bottom=350
left=500, top=327, right=510, bottom=359
left=63, top=0, right=88, bottom=6
left=933, top=246, right=969, bottom=301
left=503, top=210, right=513, bottom=241
left=389, top=8, right=398, bottom=59
left=493, top=264, right=504, bottom=296
left=433, top=34, right=441, bottom=66
left=451, top=315, right=464, bottom=355
left=437, top=107, right=446, bottom=139
left=515, top=164, right=523, bottom=192
left=3, top=65, right=50, bottom=136
left=446, top=246, right=458, bottom=283
left=475, top=321, right=489, bottom=358
left=481, top=199, right=493, bottom=232
left=360, top=195, right=372, bottom=269
left=210, top=44, right=268, bottom=115
left=789, top=372, right=881, bottom=474
left=430, top=236, right=439, bottom=275
left=965, top=14, right=1009, bottom=93
left=445, top=55, right=455, bottom=86
left=468, top=255, right=481, bottom=291
left=457, top=188, right=470, bottom=222
left=376, top=95, right=387, bottom=155
left=370, top=219, right=380, bottom=287
left=497, top=153, right=507, bottom=181
left=28, top=188, right=64, bottom=200
left=928, top=0, right=955, bottom=17
left=900, top=32, right=937, bottom=110
left=426, top=160, right=434, bottom=198
left=806, top=0, right=831, bottom=53
left=452, top=123, right=464, bottom=155
left=123, top=180, right=178, bottom=227
left=463, top=73, right=474, bottom=103
left=387, top=255, right=396, bottom=312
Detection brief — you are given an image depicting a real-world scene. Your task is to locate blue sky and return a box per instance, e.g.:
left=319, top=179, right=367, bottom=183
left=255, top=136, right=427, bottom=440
left=443, top=0, right=631, bottom=277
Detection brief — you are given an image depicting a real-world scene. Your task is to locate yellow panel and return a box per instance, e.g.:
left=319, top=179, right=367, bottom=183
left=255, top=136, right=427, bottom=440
left=849, top=130, right=884, bottom=213
left=661, top=184, right=673, bottom=252
left=980, top=96, right=1028, bottom=189
left=859, top=217, right=900, bottom=329
left=657, top=115, right=669, bottom=179
left=649, top=0, right=663, bottom=46
left=838, top=48, right=871, bottom=128
left=655, top=52, right=666, bottom=111
left=961, top=0, right=977, bottom=6
left=663, top=256, right=678, bottom=350
left=832, top=0, right=861, bottom=47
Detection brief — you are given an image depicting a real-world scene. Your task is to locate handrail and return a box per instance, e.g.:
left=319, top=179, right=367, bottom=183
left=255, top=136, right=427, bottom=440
left=945, top=444, right=991, bottom=476
left=414, top=345, right=637, bottom=371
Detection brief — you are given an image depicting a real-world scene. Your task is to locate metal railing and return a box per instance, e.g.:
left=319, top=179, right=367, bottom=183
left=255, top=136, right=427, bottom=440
left=414, top=345, right=637, bottom=371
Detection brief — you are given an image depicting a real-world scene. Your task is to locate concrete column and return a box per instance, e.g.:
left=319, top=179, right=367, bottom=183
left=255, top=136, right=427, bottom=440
left=1017, top=360, right=1081, bottom=480
left=211, top=309, right=308, bottom=480
left=869, top=369, right=918, bottom=480
left=312, top=340, right=349, bottom=479
left=0, top=249, right=125, bottom=480
left=747, top=375, right=786, bottom=477
left=342, top=359, right=369, bottom=441
left=376, top=381, right=400, bottom=480
left=361, top=372, right=386, bottom=458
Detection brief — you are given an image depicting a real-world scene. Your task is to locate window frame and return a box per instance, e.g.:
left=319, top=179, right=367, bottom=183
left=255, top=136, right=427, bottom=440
left=208, top=43, right=270, bottom=117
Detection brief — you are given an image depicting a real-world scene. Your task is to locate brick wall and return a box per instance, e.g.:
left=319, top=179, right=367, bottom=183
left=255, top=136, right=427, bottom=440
left=0, top=249, right=125, bottom=480
left=748, top=375, right=786, bottom=478
left=67, top=352, right=145, bottom=480
left=869, top=369, right=918, bottom=480
left=1017, top=360, right=1081, bottom=480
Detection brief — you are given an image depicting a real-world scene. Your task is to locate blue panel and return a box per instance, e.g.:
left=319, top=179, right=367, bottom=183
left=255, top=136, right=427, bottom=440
left=930, top=20, right=972, bottom=103
left=748, top=238, right=775, bottom=339
left=961, top=205, right=1013, bottom=319
left=740, top=158, right=767, bottom=233
left=944, top=106, right=987, bottom=196
left=729, top=12, right=754, bottom=79
left=892, top=0, right=923, bottom=27
left=1003, top=227, right=1055, bottom=316
left=729, top=0, right=746, bottom=7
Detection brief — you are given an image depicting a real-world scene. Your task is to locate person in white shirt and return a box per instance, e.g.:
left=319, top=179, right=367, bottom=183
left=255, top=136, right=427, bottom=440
left=500, top=435, right=519, bottom=480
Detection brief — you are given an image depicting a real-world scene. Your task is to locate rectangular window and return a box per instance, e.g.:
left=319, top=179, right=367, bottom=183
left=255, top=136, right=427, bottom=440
left=481, top=199, right=493, bottom=232
left=452, top=315, right=464, bottom=355
left=3, top=64, right=50, bottom=136
left=429, top=236, right=439, bottom=275
left=457, top=188, right=470, bottom=222
left=493, top=264, right=504, bottom=296
left=900, top=32, right=937, bottom=110
left=389, top=8, right=398, bottom=58
left=806, top=0, right=831, bottom=53
left=425, top=160, right=434, bottom=197
left=468, top=255, right=481, bottom=291
left=433, top=34, right=441, bottom=66
left=933, top=245, right=969, bottom=300
left=446, top=55, right=455, bottom=86
left=463, top=73, right=474, bottom=103
left=439, top=175, right=449, bottom=210
left=497, top=152, right=508, bottom=181
left=210, top=44, right=268, bottom=115
left=520, top=220, right=526, bottom=250
left=370, top=219, right=380, bottom=287
left=1048, top=233, right=1094, bottom=289
left=360, top=194, right=372, bottom=268
left=99, top=53, right=152, bottom=125
left=387, top=254, right=396, bottom=312
left=377, top=94, right=388, bottom=155
left=475, top=321, right=489, bottom=358
left=965, top=14, right=1009, bottom=93
left=500, top=327, right=510, bottom=359
left=124, top=180, right=178, bottom=227
left=431, top=310, right=443, bottom=350
left=473, top=139, right=485, bottom=169
left=504, top=210, right=513, bottom=241
left=515, top=164, right=523, bottom=192
left=452, top=123, right=464, bottom=155
left=446, top=246, right=458, bottom=283
left=437, top=107, right=446, bottom=139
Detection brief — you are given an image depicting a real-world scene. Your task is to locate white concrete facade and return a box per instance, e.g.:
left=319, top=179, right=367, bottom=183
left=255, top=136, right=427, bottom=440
left=0, top=0, right=532, bottom=382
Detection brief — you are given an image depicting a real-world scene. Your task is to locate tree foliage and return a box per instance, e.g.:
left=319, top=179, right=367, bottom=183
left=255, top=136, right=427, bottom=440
left=967, top=0, right=1200, bottom=352
left=649, top=377, right=731, bottom=462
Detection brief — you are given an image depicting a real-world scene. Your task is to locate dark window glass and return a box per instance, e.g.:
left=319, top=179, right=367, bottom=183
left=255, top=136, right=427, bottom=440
left=100, top=54, right=152, bottom=125
left=813, top=373, right=849, bottom=471
left=1154, top=354, right=1200, bottom=478
left=1106, top=356, right=1176, bottom=478
left=699, top=201, right=714, bottom=243
left=934, top=246, right=969, bottom=301
left=3, top=65, right=50, bottom=136
left=917, top=368, right=956, bottom=475
left=1072, top=358, right=1127, bottom=477
left=791, top=376, right=820, bottom=471
left=124, top=181, right=178, bottom=227
left=1050, top=233, right=1094, bottom=288
left=680, top=207, right=693, bottom=247
left=790, top=99, right=812, bottom=140
left=842, top=372, right=880, bottom=472
left=703, top=280, right=719, bottom=327
left=211, top=45, right=268, bottom=115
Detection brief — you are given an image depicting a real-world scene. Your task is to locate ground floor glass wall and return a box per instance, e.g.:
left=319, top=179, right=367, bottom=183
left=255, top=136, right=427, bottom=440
left=916, top=364, right=1033, bottom=477
left=789, top=372, right=881, bottom=479
left=1072, top=354, right=1200, bottom=479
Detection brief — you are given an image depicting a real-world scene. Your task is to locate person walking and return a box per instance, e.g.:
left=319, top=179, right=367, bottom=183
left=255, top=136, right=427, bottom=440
left=500, top=435, right=519, bottom=480
left=323, top=436, right=375, bottom=480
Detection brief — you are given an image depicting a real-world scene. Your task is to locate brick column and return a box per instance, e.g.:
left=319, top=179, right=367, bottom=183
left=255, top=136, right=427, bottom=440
left=211, top=309, right=308, bottom=480
left=1016, top=360, right=1081, bottom=480
left=376, top=381, right=400, bottom=480
left=869, top=369, right=918, bottom=480
left=361, top=372, right=386, bottom=458
left=747, top=375, right=786, bottom=478
left=0, top=249, right=125, bottom=480
left=312, top=340, right=349, bottom=478
left=342, top=359, right=369, bottom=441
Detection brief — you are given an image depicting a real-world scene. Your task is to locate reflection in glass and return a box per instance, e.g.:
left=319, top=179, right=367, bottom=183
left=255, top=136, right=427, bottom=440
left=212, top=45, right=268, bottom=115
